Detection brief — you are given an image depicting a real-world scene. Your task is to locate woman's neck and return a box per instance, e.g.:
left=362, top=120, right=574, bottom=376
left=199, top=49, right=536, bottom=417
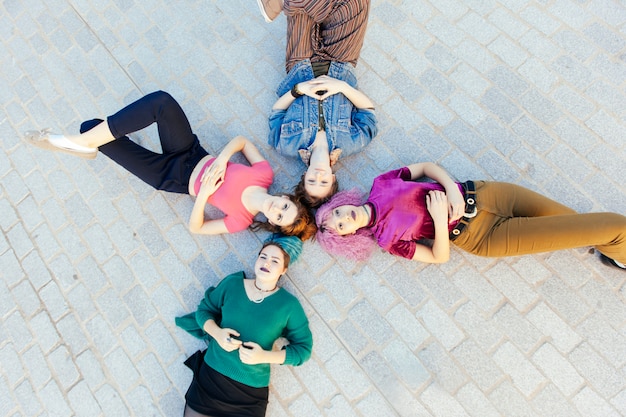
left=242, top=186, right=270, bottom=214
left=358, top=204, right=372, bottom=228
left=309, top=131, right=331, bottom=169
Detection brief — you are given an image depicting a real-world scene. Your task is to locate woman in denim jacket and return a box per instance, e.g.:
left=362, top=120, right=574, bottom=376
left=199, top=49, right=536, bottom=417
left=267, top=0, right=378, bottom=207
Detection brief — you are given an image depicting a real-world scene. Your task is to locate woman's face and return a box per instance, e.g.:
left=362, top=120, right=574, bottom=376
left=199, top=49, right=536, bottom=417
left=264, top=196, right=298, bottom=226
left=327, top=204, right=362, bottom=236
left=255, top=245, right=287, bottom=281
left=304, top=165, right=335, bottom=199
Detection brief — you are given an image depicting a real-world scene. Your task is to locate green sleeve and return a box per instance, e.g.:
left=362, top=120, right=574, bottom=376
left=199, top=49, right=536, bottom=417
left=195, top=271, right=244, bottom=329
left=282, top=299, right=313, bottom=367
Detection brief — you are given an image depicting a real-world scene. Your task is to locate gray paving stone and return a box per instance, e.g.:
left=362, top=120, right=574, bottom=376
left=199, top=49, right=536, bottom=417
left=572, top=386, right=619, bottom=417
left=270, top=365, right=304, bottom=401
left=519, top=89, right=563, bottom=125
left=293, top=360, right=337, bottom=404
left=418, top=341, right=466, bottom=393
left=489, top=380, right=540, bottom=417
left=450, top=64, right=490, bottom=99
left=549, top=0, right=591, bottom=29
left=448, top=93, right=487, bottom=127
left=584, top=22, right=625, bottom=54
left=95, top=384, right=130, bottom=416
left=287, top=393, right=322, bottom=417
left=589, top=53, right=626, bottom=85
left=351, top=266, right=396, bottom=311
left=14, top=379, right=42, bottom=416
left=420, top=382, right=468, bottom=417
left=552, top=85, right=595, bottom=119
left=493, top=303, right=544, bottom=353
left=22, top=345, right=51, bottom=389
left=481, top=87, right=522, bottom=123
left=0, top=343, right=25, bottom=386
left=570, top=343, right=625, bottom=398
left=398, top=0, right=435, bottom=24
left=533, top=343, right=584, bottom=397
left=489, top=8, right=530, bottom=39
left=49, top=345, right=79, bottom=389
left=348, top=300, right=394, bottom=346
left=325, top=350, right=370, bottom=400
left=383, top=338, right=430, bottom=391
left=451, top=268, right=503, bottom=314
left=40, top=379, right=73, bottom=416
left=577, top=314, right=626, bottom=368
left=552, top=55, right=595, bottom=89
left=454, top=301, right=503, bottom=351
left=485, top=263, right=537, bottom=311
left=493, top=341, right=545, bottom=396
left=455, top=39, right=498, bottom=74
left=416, top=300, right=464, bottom=350
left=456, top=383, right=501, bottom=417
left=359, top=351, right=427, bottom=417
left=526, top=302, right=581, bottom=354
left=453, top=339, right=503, bottom=391
left=533, top=383, right=582, bottom=417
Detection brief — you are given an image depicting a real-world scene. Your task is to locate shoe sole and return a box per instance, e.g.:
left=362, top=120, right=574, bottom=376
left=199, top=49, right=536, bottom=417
left=23, top=130, right=98, bottom=160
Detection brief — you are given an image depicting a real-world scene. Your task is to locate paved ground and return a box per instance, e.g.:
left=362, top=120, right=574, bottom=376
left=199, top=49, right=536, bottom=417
left=1, top=0, right=625, bottom=416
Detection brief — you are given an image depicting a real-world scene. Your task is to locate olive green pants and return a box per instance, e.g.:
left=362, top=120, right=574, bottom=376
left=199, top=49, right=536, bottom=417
left=452, top=181, right=626, bottom=263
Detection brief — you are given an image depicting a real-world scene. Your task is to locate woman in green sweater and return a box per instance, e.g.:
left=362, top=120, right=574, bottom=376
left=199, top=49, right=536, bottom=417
left=176, top=234, right=312, bottom=417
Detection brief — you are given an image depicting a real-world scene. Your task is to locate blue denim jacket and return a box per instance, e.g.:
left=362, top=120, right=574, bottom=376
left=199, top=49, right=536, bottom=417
left=268, top=60, right=378, bottom=161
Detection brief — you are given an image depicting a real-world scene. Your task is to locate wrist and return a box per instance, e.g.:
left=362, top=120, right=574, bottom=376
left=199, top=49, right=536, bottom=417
left=291, top=83, right=304, bottom=98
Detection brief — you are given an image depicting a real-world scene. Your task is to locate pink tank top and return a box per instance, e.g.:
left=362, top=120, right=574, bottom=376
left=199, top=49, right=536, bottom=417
left=194, top=159, right=273, bottom=232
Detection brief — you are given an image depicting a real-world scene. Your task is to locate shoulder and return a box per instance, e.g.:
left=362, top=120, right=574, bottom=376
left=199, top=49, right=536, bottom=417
left=374, top=167, right=409, bottom=182
left=219, top=271, right=245, bottom=287
left=276, top=288, right=304, bottom=310
left=251, top=160, right=273, bottom=181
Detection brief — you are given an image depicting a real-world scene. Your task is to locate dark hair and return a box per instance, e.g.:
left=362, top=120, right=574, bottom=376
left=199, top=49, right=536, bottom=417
left=252, top=194, right=317, bottom=241
left=293, top=173, right=339, bottom=209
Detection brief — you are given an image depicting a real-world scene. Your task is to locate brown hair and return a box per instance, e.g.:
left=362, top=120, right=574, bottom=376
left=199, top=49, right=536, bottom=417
left=293, top=174, right=340, bottom=209
left=251, top=194, right=317, bottom=241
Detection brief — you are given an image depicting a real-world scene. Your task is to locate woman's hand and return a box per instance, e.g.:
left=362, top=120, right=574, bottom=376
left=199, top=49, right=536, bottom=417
left=238, top=342, right=268, bottom=365
left=197, top=159, right=227, bottom=199
left=298, top=75, right=347, bottom=100
left=202, top=157, right=227, bottom=187
left=426, top=190, right=449, bottom=226
left=446, top=186, right=466, bottom=223
left=214, top=327, right=243, bottom=352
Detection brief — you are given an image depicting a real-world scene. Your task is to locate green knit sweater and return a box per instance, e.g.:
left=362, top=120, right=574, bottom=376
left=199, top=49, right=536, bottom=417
left=176, top=272, right=313, bottom=388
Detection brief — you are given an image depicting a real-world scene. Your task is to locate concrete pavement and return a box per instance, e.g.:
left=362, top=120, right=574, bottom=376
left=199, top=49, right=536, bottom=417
left=1, top=0, right=625, bottom=416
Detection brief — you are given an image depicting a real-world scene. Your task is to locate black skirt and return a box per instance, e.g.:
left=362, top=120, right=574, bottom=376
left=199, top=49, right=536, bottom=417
left=184, top=350, right=269, bottom=417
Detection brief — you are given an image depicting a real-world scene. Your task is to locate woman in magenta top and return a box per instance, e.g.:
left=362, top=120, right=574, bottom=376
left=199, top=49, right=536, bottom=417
left=315, top=162, right=626, bottom=271
left=24, top=91, right=316, bottom=240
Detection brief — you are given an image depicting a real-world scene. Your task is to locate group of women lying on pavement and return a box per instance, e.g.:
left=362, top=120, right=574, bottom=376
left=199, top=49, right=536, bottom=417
left=23, top=0, right=625, bottom=415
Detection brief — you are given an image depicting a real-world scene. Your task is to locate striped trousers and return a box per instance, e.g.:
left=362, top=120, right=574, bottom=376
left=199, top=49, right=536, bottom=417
left=284, top=0, right=370, bottom=72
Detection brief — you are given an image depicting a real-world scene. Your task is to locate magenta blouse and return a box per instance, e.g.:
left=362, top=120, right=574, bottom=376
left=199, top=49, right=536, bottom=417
left=366, top=167, right=463, bottom=260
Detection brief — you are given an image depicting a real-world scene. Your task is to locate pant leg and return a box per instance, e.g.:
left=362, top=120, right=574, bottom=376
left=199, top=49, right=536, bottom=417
left=315, top=0, right=370, bottom=65
left=107, top=90, right=197, bottom=154
left=284, top=6, right=317, bottom=72
left=284, top=0, right=370, bottom=72
left=81, top=114, right=207, bottom=194
left=453, top=182, right=626, bottom=263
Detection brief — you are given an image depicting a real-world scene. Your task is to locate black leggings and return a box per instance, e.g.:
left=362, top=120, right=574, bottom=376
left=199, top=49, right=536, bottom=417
left=81, top=91, right=209, bottom=194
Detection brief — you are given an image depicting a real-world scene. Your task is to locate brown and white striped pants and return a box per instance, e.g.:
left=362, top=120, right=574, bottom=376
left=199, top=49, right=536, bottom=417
left=284, top=0, right=370, bottom=72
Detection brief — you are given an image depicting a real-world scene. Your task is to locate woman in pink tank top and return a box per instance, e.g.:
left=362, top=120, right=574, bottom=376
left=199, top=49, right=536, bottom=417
left=24, top=91, right=316, bottom=240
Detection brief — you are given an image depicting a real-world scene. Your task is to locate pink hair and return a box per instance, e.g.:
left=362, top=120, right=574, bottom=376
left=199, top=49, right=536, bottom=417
left=314, top=188, right=377, bottom=261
